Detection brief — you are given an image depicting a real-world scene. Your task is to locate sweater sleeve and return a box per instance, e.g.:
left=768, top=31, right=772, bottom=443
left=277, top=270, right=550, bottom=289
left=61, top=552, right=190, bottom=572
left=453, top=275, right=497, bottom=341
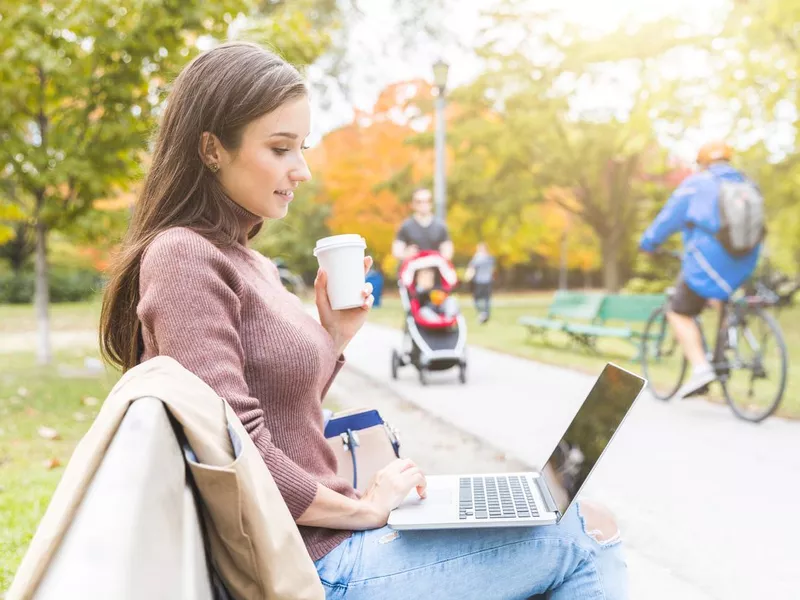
left=137, top=229, right=318, bottom=519
left=321, top=356, right=346, bottom=400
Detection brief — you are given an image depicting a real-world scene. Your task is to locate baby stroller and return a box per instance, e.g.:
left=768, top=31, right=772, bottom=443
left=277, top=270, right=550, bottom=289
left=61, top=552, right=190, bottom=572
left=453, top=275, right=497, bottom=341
left=391, top=251, right=467, bottom=385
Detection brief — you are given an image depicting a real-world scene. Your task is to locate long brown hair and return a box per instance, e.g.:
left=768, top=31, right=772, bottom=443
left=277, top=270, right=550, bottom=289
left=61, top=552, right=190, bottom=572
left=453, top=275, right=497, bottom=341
left=100, top=42, right=307, bottom=371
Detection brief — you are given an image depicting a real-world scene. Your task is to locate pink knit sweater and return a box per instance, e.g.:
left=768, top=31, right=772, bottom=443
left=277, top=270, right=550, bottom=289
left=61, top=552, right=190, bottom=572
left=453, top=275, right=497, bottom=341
left=137, top=201, right=355, bottom=561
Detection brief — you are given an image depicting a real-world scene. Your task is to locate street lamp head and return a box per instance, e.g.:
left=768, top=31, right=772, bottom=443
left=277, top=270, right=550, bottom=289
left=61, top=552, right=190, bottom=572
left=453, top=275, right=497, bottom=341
left=432, top=58, right=450, bottom=91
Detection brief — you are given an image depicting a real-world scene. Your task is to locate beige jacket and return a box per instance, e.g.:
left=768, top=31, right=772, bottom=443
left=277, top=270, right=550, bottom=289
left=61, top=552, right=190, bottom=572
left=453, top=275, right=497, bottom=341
left=8, top=356, right=324, bottom=600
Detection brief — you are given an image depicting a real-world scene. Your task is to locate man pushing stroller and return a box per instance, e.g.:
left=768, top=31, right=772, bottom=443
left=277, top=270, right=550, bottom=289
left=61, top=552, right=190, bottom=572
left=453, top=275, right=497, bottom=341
left=392, top=188, right=453, bottom=261
left=393, top=188, right=458, bottom=321
left=391, top=189, right=467, bottom=384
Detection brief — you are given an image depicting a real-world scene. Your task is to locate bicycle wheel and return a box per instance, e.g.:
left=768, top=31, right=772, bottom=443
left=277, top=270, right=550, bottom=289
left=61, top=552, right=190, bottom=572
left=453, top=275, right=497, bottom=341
left=641, top=306, right=688, bottom=401
left=720, top=306, right=788, bottom=422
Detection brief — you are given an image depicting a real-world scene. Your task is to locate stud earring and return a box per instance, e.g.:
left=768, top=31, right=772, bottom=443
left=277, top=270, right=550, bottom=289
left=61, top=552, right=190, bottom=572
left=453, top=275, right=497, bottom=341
left=208, top=163, right=220, bottom=173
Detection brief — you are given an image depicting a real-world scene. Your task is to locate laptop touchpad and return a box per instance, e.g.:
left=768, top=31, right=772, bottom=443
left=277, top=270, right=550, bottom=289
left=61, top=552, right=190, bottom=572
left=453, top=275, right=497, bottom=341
left=401, top=488, right=452, bottom=507
left=424, top=489, right=453, bottom=505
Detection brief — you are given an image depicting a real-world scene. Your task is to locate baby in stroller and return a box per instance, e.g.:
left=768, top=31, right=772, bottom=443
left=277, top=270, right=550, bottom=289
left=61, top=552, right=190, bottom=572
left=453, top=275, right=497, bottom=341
left=392, top=250, right=467, bottom=384
left=414, top=266, right=459, bottom=323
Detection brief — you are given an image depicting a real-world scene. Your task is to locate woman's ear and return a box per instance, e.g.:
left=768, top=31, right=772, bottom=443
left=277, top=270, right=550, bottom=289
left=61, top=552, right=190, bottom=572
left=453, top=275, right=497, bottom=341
left=200, top=132, right=224, bottom=169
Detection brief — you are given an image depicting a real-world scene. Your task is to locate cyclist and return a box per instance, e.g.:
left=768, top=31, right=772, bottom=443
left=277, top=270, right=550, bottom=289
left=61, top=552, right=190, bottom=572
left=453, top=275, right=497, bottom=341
left=640, top=141, right=764, bottom=398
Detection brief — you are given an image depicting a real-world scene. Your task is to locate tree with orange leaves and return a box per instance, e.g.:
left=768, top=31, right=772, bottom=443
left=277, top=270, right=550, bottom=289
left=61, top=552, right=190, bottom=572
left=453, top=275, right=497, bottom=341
left=306, top=79, right=436, bottom=272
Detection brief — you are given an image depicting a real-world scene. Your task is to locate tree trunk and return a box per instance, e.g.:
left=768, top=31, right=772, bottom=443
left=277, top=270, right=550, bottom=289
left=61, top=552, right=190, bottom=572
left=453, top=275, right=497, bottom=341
left=34, top=66, right=53, bottom=364
left=601, top=235, right=621, bottom=292
left=558, top=232, right=568, bottom=290
left=34, top=219, right=51, bottom=365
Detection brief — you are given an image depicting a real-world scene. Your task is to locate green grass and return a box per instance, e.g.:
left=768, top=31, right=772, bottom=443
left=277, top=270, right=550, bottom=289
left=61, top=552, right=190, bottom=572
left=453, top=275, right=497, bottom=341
left=0, top=298, right=102, bottom=334
left=369, top=291, right=800, bottom=419
left=0, top=346, right=119, bottom=592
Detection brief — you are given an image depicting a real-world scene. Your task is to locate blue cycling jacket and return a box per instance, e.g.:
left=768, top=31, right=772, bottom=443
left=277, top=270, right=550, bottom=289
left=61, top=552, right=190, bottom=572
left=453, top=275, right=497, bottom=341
left=639, top=163, right=761, bottom=300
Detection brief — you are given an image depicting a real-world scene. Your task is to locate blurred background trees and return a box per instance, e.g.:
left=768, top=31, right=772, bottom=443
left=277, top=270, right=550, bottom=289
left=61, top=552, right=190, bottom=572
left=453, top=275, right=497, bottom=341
left=3, top=0, right=800, bottom=357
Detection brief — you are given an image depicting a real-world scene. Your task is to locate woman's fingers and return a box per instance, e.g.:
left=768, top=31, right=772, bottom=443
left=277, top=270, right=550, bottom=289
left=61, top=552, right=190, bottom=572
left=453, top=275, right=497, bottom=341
left=399, top=462, right=427, bottom=498
left=314, top=269, right=330, bottom=309
left=381, top=458, right=414, bottom=477
left=403, top=469, right=427, bottom=499
left=360, top=281, right=374, bottom=310
left=363, top=255, right=374, bottom=274
left=362, top=294, right=374, bottom=310
left=397, top=458, right=417, bottom=473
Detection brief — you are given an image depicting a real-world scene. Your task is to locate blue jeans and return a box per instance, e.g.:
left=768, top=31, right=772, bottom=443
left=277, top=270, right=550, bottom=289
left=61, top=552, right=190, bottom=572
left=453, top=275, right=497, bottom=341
left=314, top=502, right=627, bottom=599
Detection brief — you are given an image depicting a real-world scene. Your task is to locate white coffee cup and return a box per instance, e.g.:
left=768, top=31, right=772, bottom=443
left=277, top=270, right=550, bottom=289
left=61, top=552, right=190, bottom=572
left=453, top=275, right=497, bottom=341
left=313, top=234, right=367, bottom=310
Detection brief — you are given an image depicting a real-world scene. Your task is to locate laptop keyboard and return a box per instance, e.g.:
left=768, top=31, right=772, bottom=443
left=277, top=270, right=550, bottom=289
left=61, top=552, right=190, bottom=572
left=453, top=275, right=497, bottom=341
left=459, top=475, right=540, bottom=520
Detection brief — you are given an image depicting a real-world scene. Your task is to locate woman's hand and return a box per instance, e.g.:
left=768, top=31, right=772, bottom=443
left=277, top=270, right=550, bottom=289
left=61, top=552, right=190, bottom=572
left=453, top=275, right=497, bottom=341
left=315, top=256, right=374, bottom=355
left=358, top=458, right=428, bottom=528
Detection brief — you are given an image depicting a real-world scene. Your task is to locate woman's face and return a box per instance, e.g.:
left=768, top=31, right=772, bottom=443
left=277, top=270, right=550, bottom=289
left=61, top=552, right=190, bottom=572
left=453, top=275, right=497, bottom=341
left=215, top=95, right=312, bottom=220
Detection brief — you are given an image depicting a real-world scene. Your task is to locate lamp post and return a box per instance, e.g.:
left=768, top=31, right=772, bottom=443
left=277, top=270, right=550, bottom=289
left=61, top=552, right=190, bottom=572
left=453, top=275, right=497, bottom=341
left=432, top=59, right=449, bottom=223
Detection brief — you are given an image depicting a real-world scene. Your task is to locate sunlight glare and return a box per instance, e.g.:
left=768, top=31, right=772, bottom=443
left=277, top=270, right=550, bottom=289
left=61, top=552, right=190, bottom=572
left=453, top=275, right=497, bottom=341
left=551, top=0, right=725, bottom=31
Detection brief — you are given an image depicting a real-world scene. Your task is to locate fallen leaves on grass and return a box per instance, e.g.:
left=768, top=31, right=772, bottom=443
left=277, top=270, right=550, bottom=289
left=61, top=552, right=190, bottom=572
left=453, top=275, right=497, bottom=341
left=72, top=412, right=86, bottom=422
left=37, top=426, right=60, bottom=440
left=43, top=457, right=62, bottom=470
left=17, top=387, right=29, bottom=397
left=81, top=396, right=99, bottom=407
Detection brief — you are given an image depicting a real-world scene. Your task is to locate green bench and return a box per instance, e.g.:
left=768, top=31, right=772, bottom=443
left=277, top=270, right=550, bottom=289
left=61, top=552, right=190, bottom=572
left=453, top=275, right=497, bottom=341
left=519, top=292, right=666, bottom=358
left=518, top=291, right=605, bottom=337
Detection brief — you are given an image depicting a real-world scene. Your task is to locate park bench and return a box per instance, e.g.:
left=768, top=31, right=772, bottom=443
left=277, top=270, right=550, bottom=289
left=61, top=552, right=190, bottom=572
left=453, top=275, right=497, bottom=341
left=518, top=291, right=605, bottom=338
left=519, top=291, right=666, bottom=358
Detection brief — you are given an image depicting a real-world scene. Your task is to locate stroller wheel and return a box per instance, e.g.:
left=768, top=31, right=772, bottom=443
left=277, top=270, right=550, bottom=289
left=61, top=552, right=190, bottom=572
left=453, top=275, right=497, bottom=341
left=418, top=369, right=428, bottom=386
left=391, top=350, right=400, bottom=380
left=459, top=363, right=467, bottom=384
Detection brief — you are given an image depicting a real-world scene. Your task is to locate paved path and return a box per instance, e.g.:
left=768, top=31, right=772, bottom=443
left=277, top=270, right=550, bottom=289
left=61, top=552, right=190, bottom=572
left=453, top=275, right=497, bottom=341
left=341, top=320, right=800, bottom=600
left=0, top=331, right=97, bottom=354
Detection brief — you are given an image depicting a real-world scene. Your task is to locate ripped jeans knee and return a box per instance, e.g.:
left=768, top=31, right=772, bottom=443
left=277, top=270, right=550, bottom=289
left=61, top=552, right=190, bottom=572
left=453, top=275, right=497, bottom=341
left=578, top=500, right=622, bottom=547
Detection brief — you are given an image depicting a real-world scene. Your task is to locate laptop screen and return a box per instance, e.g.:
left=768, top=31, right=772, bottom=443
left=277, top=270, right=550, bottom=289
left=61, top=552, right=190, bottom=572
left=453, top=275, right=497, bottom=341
left=542, top=363, right=646, bottom=515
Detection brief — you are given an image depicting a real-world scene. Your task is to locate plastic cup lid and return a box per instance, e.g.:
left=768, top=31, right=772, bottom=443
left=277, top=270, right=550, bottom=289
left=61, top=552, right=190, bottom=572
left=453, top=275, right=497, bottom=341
left=313, top=234, right=366, bottom=256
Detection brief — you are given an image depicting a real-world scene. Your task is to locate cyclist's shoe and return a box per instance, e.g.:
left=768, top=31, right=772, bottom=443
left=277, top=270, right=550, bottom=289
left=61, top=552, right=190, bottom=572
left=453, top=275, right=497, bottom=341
left=683, top=383, right=710, bottom=398
left=677, top=365, right=716, bottom=399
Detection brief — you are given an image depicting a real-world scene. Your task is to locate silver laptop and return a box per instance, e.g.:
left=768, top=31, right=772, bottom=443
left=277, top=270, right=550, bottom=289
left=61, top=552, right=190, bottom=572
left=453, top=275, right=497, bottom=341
left=388, top=363, right=646, bottom=530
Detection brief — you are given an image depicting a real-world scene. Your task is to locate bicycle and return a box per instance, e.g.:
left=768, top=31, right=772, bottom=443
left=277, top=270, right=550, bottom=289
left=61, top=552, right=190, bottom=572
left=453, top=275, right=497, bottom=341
left=640, top=252, right=798, bottom=423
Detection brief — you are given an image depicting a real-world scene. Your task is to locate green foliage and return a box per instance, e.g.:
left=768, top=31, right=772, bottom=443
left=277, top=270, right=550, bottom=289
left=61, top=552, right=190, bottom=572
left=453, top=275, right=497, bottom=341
left=623, top=277, right=671, bottom=295
left=0, top=0, right=249, bottom=230
left=0, top=272, right=34, bottom=304
left=251, top=182, right=331, bottom=279
left=439, top=6, right=697, bottom=290
left=0, top=268, right=101, bottom=304
left=717, top=0, right=800, bottom=272
left=0, top=201, right=24, bottom=245
left=0, top=0, right=340, bottom=273
left=235, top=0, right=337, bottom=66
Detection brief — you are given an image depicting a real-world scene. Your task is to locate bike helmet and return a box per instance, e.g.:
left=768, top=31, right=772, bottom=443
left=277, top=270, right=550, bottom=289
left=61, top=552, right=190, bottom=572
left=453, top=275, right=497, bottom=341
left=696, top=141, right=733, bottom=166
